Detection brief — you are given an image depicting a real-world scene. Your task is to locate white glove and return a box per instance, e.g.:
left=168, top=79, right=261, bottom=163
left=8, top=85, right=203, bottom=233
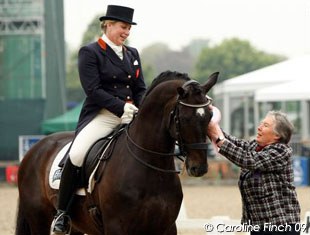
left=121, top=103, right=138, bottom=124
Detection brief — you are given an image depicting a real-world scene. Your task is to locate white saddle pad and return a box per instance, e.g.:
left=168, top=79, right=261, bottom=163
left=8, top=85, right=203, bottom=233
left=48, top=142, right=99, bottom=196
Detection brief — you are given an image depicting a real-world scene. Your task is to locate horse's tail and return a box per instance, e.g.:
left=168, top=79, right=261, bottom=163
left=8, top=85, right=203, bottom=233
left=15, top=199, right=31, bottom=235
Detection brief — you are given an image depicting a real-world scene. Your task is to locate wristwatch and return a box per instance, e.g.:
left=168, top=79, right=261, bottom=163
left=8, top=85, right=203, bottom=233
left=215, top=136, right=224, bottom=144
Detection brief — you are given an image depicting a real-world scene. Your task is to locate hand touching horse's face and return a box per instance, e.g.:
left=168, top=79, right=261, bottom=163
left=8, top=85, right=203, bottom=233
left=173, top=72, right=218, bottom=177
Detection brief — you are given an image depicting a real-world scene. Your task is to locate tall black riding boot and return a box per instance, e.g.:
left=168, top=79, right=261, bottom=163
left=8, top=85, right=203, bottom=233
left=51, top=158, right=80, bottom=235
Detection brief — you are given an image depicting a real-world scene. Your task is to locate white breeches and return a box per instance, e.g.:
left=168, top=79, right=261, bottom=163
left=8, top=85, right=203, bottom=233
left=69, top=109, right=121, bottom=167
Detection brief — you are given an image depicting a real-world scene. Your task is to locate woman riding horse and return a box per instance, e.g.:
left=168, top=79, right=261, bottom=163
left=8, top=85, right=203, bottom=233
left=16, top=71, right=218, bottom=235
left=51, top=5, right=146, bottom=234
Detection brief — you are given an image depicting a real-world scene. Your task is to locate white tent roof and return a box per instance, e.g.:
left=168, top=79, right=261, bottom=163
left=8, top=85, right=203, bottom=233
left=213, top=54, right=310, bottom=95
left=255, top=79, right=310, bottom=102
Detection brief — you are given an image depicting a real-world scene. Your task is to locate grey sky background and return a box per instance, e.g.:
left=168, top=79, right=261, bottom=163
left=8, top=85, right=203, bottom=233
left=64, top=0, right=310, bottom=58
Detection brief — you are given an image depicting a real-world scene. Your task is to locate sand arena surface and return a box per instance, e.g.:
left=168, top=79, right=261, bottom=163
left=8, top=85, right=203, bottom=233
left=0, top=183, right=309, bottom=235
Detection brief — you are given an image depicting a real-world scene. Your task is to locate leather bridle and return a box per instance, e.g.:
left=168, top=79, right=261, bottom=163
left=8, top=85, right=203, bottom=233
left=125, top=81, right=213, bottom=173
left=172, top=97, right=212, bottom=158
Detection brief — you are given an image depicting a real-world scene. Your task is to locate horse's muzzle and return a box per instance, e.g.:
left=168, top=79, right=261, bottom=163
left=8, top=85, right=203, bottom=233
left=187, top=164, right=208, bottom=177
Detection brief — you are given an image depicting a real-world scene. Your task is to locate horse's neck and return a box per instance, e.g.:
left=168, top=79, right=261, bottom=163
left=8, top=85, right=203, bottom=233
left=130, top=81, right=180, bottom=153
left=130, top=102, right=175, bottom=154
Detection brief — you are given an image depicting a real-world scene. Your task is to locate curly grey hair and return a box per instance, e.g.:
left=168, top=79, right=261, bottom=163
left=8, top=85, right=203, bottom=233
left=267, top=110, right=294, bottom=144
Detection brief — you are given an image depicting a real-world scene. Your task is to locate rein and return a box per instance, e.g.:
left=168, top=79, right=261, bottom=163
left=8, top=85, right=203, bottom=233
left=125, top=125, right=181, bottom=173
left=125, top=92, right=212, bottom=173
left=125, top=126, right=175, bottom=157
left=125, top=133, right=181, bottom=173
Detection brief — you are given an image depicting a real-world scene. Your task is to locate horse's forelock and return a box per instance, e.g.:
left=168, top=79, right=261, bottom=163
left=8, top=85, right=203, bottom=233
left=179, top=82, right=206, bottom=102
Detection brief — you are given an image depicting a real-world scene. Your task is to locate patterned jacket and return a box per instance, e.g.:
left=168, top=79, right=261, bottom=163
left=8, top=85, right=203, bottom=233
left=219, top=133, right=300, bottom=226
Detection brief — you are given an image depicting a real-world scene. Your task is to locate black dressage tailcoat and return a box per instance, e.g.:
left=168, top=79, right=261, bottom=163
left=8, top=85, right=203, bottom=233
left=75, top=38, right=146, bottom=132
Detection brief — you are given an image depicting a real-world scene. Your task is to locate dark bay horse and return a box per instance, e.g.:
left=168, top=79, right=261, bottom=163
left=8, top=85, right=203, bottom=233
left=16, top=71, right=219, bottom=235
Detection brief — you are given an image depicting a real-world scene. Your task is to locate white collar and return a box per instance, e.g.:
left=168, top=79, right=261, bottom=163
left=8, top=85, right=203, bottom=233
left=102, top=34, right=123, bottom=59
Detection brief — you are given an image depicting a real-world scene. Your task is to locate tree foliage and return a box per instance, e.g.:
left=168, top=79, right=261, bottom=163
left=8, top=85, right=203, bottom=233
left=194, top=38, right=285, bottom=83
left=141, top=49, right=193, bottom=85
left=65, top=16, right=286, bottom=104
left=81, top=14, right=103, bottom=46
left=140, top=39, right=210, bottom=85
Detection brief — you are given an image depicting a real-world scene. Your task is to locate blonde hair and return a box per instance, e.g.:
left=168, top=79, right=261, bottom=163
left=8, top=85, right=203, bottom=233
left=100, top=20, right=116, bottom=33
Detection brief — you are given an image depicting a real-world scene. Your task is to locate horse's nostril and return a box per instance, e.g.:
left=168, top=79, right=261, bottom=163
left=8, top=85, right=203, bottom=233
left=189, top=165, right=208, bottom=177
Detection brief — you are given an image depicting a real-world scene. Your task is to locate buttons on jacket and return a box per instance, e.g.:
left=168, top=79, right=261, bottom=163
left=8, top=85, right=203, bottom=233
left=113, top=85, right=130, bottom=89
left=112, top=74, right=132, bottom=79
left=109, top=74, right=132, bottom=101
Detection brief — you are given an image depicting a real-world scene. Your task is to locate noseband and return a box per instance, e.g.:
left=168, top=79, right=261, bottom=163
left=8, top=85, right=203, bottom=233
left=125, top=80, right=213, bottom=173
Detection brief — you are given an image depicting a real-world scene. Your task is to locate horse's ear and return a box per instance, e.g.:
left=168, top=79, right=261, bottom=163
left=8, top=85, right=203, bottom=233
left=202, top=72, right=219, bottom=93
left=177, top=87, right=186, bottom=98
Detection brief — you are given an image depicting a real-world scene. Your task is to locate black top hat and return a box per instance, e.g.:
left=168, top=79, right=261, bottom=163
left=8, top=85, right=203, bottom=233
left=99, top=5, right=137, bottom=25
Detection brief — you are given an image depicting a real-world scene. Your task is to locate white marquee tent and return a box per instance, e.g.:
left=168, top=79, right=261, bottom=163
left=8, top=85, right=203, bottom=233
left=213, top=54, right=310, bottom=140
left=255, top=80, right=310, bottom=102
left=214, top=54, right=310, bottom=96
